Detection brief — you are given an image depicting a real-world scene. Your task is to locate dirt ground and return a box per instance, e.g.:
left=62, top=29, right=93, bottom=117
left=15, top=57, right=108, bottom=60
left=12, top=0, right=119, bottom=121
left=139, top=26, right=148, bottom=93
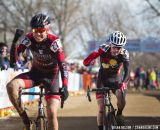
left=0, top=90, right=160, bottom=130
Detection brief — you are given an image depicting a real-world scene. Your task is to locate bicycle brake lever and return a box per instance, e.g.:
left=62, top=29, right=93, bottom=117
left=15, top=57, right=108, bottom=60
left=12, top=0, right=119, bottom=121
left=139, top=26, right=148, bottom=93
left=61, top=100, right=64, bottom=109
left=87, top=87, right=92, bottom=102
left=87, top=92, right=92, bottom=102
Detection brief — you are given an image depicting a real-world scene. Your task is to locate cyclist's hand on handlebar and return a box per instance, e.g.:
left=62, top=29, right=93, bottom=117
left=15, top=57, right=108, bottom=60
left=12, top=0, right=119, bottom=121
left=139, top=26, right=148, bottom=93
left=119, top=82, right=127, bottom=90
left=60, top=86, right=69, bottom=101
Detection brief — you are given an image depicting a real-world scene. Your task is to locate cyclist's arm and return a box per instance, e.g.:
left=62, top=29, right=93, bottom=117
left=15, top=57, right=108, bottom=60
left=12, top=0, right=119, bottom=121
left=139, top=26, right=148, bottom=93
left=83, top=48, right=102, bottom=66
left=51, top=38, right=68, bottom=87
left=16, top=44, right=26, bottom=61
left=121, top=49, right=130, bottom=83
left=56, top=48, right=68, bottom=87
left=122, top=60, right=130, bottom=83
left=16, top=35, right=31, bottom=60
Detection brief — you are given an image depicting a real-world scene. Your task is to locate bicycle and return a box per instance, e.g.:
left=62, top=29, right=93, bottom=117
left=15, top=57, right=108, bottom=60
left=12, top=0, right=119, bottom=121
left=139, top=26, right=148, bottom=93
left=87, top=86, right=117, bottom=130
left=18, top=85, right=64, bottom=130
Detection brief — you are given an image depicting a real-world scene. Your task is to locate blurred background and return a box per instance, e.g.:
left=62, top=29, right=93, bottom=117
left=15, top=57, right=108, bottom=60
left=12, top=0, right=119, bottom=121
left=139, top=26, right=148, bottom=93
left=0, top=1, right=160, bottom=128
left=0, top=0, right=160, bottom=69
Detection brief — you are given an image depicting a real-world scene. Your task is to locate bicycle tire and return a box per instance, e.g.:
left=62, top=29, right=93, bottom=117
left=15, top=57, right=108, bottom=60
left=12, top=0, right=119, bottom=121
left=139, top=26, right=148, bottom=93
left=36, top=118, right=48, bottom=130
left=105, top=112, right=117, bottom=130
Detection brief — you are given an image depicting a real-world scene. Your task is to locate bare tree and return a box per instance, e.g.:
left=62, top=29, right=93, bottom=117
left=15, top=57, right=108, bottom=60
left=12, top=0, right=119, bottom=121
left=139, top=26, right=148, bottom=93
left=145, top=0, right=160, bottom=16
left=0, top=0, right=47, bottom=44
left=81, top=0, right=142, bottom=43
left=133, top=0, right=160, bottom=40
left=1, top=0, right=159, bottom=60
left=45, top=0, right=84, bottom=55
left=0, top=0, right=86, bottom=56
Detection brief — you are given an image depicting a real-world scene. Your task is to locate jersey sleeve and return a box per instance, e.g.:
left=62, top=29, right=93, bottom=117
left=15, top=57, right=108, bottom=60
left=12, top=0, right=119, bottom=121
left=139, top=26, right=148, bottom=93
left=122, top=49, right=129, bottom=61
left=99, top=44, right=110, bottom=52
left=83, top=44, right=109, bottom=66
left=50, top=38, right=68, bottom=87
left=122, top=60, right=130, bottom=83
left=20, top=36, right=31, bottom=47
left=50, top=39, right=62, bottom=52
left=16, top=35, right=31, bottom=60
left=121, top=49, right=130, bottom=83
left=56, top=48, right=68, bottom=87
left=83, top=49, right=102, bottom=66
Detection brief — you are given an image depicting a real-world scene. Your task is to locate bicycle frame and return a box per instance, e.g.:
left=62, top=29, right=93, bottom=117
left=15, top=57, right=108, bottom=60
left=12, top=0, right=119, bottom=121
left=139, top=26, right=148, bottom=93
left=35, top=86, right=48, bottom=130
left=87, top=87, right=117, bottom=130
left=18, top=86, right=63, bottom=130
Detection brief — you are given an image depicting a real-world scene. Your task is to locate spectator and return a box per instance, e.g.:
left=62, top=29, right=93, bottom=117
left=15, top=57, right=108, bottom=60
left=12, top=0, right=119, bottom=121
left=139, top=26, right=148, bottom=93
left=154, top=66, right=159, bottom=88
left=128, top=70, right=136, bottom=90
left=135, top=66, right=141, bottom=89
left=149, top=68, right=157, bottom=90
left=0, top=42, right=10, bottom=70
left=139, top=67, right=146, bottom=90
left=135, top=66, right=146, bottom=91
left=145, top=68, right=151, bottom=90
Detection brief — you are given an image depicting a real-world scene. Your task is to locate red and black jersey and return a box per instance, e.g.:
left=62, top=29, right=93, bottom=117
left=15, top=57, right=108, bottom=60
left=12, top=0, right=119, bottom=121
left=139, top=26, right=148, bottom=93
left=83, top=44, right=130, bottom=83
left=16, top=33, right=68, bottom=87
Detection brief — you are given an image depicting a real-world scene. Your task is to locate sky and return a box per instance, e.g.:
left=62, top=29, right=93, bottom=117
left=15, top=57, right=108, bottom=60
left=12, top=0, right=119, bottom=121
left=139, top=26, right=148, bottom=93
left=66, top=0, right=160, bottom=59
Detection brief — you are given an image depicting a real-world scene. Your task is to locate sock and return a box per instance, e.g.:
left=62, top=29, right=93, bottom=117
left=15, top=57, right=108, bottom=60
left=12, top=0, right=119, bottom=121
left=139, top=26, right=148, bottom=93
left=98, top=125, right=103, bottom=130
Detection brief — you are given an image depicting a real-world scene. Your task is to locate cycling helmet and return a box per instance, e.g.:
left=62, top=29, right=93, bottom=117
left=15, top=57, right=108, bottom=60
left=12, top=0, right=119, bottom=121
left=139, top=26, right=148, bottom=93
left=109, top=31, right=126, bottom=47
left=30, top=13, right=50, bottom=28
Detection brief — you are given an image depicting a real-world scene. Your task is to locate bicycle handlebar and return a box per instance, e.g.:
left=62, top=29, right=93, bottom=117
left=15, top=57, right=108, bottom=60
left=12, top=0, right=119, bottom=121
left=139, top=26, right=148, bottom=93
left=21, top=92, right=61, bottom=96
left=86, top=86, right=115, bottom=102
left=19, top=88, right=64, bottom=109
left=89, top=87, right=115, bottom=92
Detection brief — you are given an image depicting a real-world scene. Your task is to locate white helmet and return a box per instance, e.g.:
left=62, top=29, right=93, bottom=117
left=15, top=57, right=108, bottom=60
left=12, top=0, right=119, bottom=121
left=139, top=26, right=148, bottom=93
left=109, top=31, right=126, bottom=47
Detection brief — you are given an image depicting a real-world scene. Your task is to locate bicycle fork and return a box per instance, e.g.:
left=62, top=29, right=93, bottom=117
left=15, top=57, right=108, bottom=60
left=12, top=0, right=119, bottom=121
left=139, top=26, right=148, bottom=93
left=103, top=92, right=117, bottom=130
left=35, top=90, right=48, bottom=130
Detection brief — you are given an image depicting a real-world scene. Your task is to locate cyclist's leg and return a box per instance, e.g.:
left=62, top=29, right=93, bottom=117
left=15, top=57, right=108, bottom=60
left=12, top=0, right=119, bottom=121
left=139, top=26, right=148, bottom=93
left=46, top=98, right=60, bottom=130
left=44, top=72, right=60, bottom=130
left=115, top=89, right=126, bottom=115
left=96, top=77, right=104, bottom=130
left=6, top=72, right=34, bottom=130
left=97, top=98, right=104, bottom=130
left=115, top=89, right=126, bottom=125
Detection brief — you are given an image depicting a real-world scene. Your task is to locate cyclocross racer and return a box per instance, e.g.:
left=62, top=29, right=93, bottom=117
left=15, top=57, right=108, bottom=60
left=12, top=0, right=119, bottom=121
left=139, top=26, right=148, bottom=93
left=83, top=31, right=130, bottom=130
left=6, top=13, right=68, bottom=130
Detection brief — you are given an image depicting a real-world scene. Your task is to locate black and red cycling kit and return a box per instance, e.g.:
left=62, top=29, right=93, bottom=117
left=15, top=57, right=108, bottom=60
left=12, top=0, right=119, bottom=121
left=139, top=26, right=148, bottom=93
left=14, top=32, right=68, bottom=100
left=83, top=44, right=130, bottom=99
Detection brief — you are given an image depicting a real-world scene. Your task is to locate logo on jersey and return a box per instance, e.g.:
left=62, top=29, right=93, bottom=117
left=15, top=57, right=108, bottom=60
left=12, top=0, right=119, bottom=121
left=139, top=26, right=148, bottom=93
left=102, top=59, right=118, bottom=69
left=109, top=59, right=117, bottom=66
left=50, top=39, right=62, bottom=52
left=102, top=63, right=110, bottom=69
left=21, top=36, right=31, bottom=47
left=39, top=49, right=43, bottom=54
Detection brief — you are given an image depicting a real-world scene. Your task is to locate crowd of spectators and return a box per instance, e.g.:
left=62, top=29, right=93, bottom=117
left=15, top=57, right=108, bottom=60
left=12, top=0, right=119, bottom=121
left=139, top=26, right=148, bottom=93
left=129, top=66, right=159, bottom=91
left=66, top=62, right=160, bottom=91
left=0, top=41, right=159, bottom=92
left=0, top=42, right=32, bottom=71
left=0, top=42, right=10, bottom=70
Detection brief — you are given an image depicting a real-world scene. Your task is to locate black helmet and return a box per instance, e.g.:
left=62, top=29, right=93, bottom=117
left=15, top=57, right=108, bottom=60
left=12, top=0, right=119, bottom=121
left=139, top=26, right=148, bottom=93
left=30, top=13, right=50, bottom=28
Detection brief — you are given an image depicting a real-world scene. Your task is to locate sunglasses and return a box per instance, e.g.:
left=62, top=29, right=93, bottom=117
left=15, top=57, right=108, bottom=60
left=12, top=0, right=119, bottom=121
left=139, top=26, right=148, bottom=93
left=111, top=46, right=122, bottom=50
left=32, top=28, right=48, bottom=33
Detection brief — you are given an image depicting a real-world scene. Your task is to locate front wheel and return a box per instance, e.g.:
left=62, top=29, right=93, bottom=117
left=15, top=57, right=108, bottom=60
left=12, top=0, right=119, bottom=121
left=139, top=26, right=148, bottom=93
left=105, top=112, right=117, bottom=130
left=36, top=118, right=48, bottom=130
